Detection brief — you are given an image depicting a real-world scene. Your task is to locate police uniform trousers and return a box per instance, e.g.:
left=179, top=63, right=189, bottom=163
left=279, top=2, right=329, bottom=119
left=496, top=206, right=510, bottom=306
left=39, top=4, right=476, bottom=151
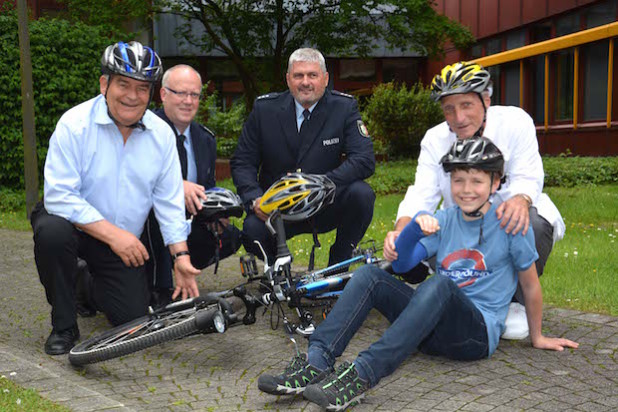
left=242, top=180, right=375, bottom=266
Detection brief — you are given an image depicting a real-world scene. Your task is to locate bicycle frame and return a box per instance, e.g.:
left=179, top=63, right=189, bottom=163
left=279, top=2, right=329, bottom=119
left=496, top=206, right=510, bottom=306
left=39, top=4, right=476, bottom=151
left=69, top=209, right=384, bottom=365
left=247, top=210, right=383, bottom=336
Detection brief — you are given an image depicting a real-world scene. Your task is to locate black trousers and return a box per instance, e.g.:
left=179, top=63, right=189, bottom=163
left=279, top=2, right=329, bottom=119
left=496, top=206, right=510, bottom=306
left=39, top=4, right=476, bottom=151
left=512, top=206, right=554, bottom=303
left=242, top=180, right=376, bottom=265
left=31, top=203, right=149, bottom=331
left=143, top=210, right=242, bottom=290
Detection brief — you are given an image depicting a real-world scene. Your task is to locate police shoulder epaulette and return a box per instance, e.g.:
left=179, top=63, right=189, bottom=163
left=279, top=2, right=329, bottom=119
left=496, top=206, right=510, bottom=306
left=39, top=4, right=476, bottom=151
left=332, top=90, right=353, bottom=99
left=256, top=92, right=279, bottom=100
left=200, top=124, right=216, bottom=137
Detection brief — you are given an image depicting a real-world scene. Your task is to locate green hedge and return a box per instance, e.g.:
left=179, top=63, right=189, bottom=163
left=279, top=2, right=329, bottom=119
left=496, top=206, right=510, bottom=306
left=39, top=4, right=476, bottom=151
left=543, top=156, right=618, bottom=187
left=0, top=10, right=117, bottom=189
left=368, top=156, right=618, bottom=196
left=2, top=156, right=617, bottom=211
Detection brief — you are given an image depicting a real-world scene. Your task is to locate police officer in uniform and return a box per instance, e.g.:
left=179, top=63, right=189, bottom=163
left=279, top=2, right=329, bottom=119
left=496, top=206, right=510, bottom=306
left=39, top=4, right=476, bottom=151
left=231, top=48, right=375, bottom=265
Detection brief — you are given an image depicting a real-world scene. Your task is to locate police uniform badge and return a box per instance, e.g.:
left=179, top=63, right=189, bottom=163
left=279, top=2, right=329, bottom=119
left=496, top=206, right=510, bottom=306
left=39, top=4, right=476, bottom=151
left=357, top=120, right=370, bottom=138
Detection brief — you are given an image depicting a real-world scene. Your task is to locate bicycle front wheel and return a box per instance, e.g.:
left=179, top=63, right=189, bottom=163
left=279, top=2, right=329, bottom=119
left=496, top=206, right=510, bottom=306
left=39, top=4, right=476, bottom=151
left=69, top=306, right=202, bottom=366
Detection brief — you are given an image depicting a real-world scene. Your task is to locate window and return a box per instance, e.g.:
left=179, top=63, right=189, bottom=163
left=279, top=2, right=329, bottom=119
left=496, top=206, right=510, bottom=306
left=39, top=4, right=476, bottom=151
left=504, top=62, right=520, bottom=107
left=488, top=66, right=501, bottom=104
left=556, top=13, right=580, bottom=37
left=382, top=59, right=419, bottom=85
left=552, top=15, right=580, bottom=121
left=506, top=30, right=525, bottom=50
left=553, top=51, right=574, bottom=121
left=207, top=60, right=239, bottom=79
left=582, top=41, right=609, bottom=121
left=531, top=24, right=552, bottom=123
left=585, top=0, right=617, bottom=29
left=486, top=38, right=502, bottom=56
left=339, top=59, right=376, bottom=81
left=470, top=44, right=483, bottom=59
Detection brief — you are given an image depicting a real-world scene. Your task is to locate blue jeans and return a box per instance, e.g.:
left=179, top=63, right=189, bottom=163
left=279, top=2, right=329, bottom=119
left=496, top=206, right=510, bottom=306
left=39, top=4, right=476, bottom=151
left=308, top=265, right=488, bottom=388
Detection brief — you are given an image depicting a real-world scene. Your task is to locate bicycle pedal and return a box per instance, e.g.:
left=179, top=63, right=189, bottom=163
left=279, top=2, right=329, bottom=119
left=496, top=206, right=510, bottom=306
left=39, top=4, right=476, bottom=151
left=240, top=254, right=259, bottom=279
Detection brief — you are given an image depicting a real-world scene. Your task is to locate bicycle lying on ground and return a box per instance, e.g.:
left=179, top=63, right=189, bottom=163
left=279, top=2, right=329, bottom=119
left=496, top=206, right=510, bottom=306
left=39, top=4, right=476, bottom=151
left=69, top=207, right=385, bottom=366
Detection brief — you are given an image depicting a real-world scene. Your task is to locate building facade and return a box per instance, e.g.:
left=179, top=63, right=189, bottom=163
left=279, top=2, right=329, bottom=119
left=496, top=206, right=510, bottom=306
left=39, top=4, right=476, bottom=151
left=12, top=0, right=618, bottom=154
left=433, top=0, right=618, bottom=155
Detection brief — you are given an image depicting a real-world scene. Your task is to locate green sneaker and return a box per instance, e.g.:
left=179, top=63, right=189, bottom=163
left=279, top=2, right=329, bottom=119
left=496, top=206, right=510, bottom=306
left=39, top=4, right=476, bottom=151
left=258, top=353, right=331, bottom=395
left=303, top=361, right=369, bottom=411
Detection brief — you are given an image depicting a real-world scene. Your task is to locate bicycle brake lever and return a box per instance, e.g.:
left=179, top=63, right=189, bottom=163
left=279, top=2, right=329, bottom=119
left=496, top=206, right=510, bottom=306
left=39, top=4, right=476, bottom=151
left=253, top=240, right=270, bottom=269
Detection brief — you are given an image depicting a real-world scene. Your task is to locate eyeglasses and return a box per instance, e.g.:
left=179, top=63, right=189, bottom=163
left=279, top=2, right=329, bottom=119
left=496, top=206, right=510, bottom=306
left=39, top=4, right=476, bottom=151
left=164, top=87, right=202, bottom=101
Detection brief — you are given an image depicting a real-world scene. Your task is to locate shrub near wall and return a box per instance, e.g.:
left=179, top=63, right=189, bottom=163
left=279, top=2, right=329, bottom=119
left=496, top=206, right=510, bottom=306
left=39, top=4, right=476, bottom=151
left=543, top=156, right=618, bottom=187
left=362, top=82, right=444, bottom=159
left=0, top=11, right=115, bottom=189
left=367, top=156, right=618, bottom=196
left=197, top=88, right=247, bottom=158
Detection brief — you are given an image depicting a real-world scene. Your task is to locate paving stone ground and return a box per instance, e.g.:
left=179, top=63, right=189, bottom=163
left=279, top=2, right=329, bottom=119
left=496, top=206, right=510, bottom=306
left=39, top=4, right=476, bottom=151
left=0, top=228, right=616, bottom=411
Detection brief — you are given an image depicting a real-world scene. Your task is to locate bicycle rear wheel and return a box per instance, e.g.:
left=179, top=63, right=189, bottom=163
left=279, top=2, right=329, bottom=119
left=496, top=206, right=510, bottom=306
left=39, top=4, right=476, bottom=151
left=69, top=305, right=204, bottom=366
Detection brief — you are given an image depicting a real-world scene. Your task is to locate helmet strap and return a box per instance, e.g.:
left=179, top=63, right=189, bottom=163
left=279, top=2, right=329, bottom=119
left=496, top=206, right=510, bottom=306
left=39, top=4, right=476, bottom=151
left=308, top=221, right=321, bottom=272
left=472, top=93, right=488, bottom=138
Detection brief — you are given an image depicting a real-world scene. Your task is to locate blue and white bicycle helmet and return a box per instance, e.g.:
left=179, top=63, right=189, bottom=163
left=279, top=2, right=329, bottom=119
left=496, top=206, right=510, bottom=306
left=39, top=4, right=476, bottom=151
left=101, top=41, right=162, bottom=83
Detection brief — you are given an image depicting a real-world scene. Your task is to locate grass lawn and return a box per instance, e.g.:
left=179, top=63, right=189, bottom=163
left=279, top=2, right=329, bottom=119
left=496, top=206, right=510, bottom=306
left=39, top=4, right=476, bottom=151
left=286, top=185, right=618, bottom=316
left=542, top=185, right=618, bottom=316
left=1, top=185, right=616, bottom=317
left=0, top=376, right=69, bottom=412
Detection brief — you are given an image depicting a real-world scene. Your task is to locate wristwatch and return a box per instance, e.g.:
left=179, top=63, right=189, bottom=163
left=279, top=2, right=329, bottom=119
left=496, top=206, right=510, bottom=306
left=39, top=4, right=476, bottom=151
left=172, top=251, right=190, bottom=262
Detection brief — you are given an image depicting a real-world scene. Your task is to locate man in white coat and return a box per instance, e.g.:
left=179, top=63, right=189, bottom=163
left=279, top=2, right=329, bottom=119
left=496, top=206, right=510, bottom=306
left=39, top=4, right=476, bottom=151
left=383, top=62, right=565, bottom=340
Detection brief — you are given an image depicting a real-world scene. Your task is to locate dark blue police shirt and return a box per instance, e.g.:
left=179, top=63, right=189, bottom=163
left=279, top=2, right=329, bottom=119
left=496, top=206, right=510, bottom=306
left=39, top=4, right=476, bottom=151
left=231, top=89, right=375, bottom=205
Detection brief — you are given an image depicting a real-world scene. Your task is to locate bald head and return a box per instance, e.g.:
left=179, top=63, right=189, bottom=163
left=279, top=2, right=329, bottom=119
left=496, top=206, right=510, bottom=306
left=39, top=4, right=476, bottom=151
left=160, top=65, right=203, bottom=133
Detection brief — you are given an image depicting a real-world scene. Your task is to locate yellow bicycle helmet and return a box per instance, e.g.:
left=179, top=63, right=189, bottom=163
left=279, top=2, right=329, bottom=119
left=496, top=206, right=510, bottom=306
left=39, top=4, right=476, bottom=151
left=259, top=173, right=336, bottom=222
left=430, top=61, right=490, bottom=102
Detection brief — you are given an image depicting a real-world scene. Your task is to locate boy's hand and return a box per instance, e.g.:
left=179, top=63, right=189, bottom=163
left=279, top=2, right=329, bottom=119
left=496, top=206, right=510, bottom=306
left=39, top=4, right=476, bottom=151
left=532, top=335, right=579, bottom=352
left=415, top=214, right=440, bottom=236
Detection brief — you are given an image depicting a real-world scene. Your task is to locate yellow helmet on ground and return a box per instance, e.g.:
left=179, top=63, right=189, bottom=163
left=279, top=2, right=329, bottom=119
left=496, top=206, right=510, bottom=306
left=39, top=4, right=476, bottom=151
left=430, top=61, right=491, bottom=102
left=259, top=173, right=336, bottom=222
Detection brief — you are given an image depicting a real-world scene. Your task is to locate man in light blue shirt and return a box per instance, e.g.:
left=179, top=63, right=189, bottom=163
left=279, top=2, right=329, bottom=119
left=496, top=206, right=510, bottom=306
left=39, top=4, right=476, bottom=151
left=30, top=41, right=201, bottom=355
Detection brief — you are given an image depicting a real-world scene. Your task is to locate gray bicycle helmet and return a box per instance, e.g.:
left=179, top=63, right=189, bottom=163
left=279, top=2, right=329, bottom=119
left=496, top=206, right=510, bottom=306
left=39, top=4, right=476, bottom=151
left=441, top=136, right=504, bottom=176
left=259, top=173, right=336, bottom=222
left=197, top=188, right=244, bottom=221
left=101, top=41, right=163, bottom=83
left=430, top=61, right=491, bottom=102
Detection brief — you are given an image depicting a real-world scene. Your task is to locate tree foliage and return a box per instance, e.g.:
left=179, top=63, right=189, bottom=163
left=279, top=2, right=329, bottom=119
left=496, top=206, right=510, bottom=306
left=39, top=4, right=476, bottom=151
left=0, top=9, right=119, bottom=188
left=57, top=0, right=152, bottom=38
left=156, top=0, right=474, bottom=108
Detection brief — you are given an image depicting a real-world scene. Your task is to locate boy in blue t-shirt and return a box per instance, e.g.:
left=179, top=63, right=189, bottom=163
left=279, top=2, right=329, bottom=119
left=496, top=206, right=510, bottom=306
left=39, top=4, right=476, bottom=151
left=258, top=137, right=578, bottom=411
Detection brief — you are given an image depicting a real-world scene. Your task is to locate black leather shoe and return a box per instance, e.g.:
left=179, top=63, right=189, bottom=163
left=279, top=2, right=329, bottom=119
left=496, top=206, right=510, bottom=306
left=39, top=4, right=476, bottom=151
left=45, top=325, right=79, bottom=355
